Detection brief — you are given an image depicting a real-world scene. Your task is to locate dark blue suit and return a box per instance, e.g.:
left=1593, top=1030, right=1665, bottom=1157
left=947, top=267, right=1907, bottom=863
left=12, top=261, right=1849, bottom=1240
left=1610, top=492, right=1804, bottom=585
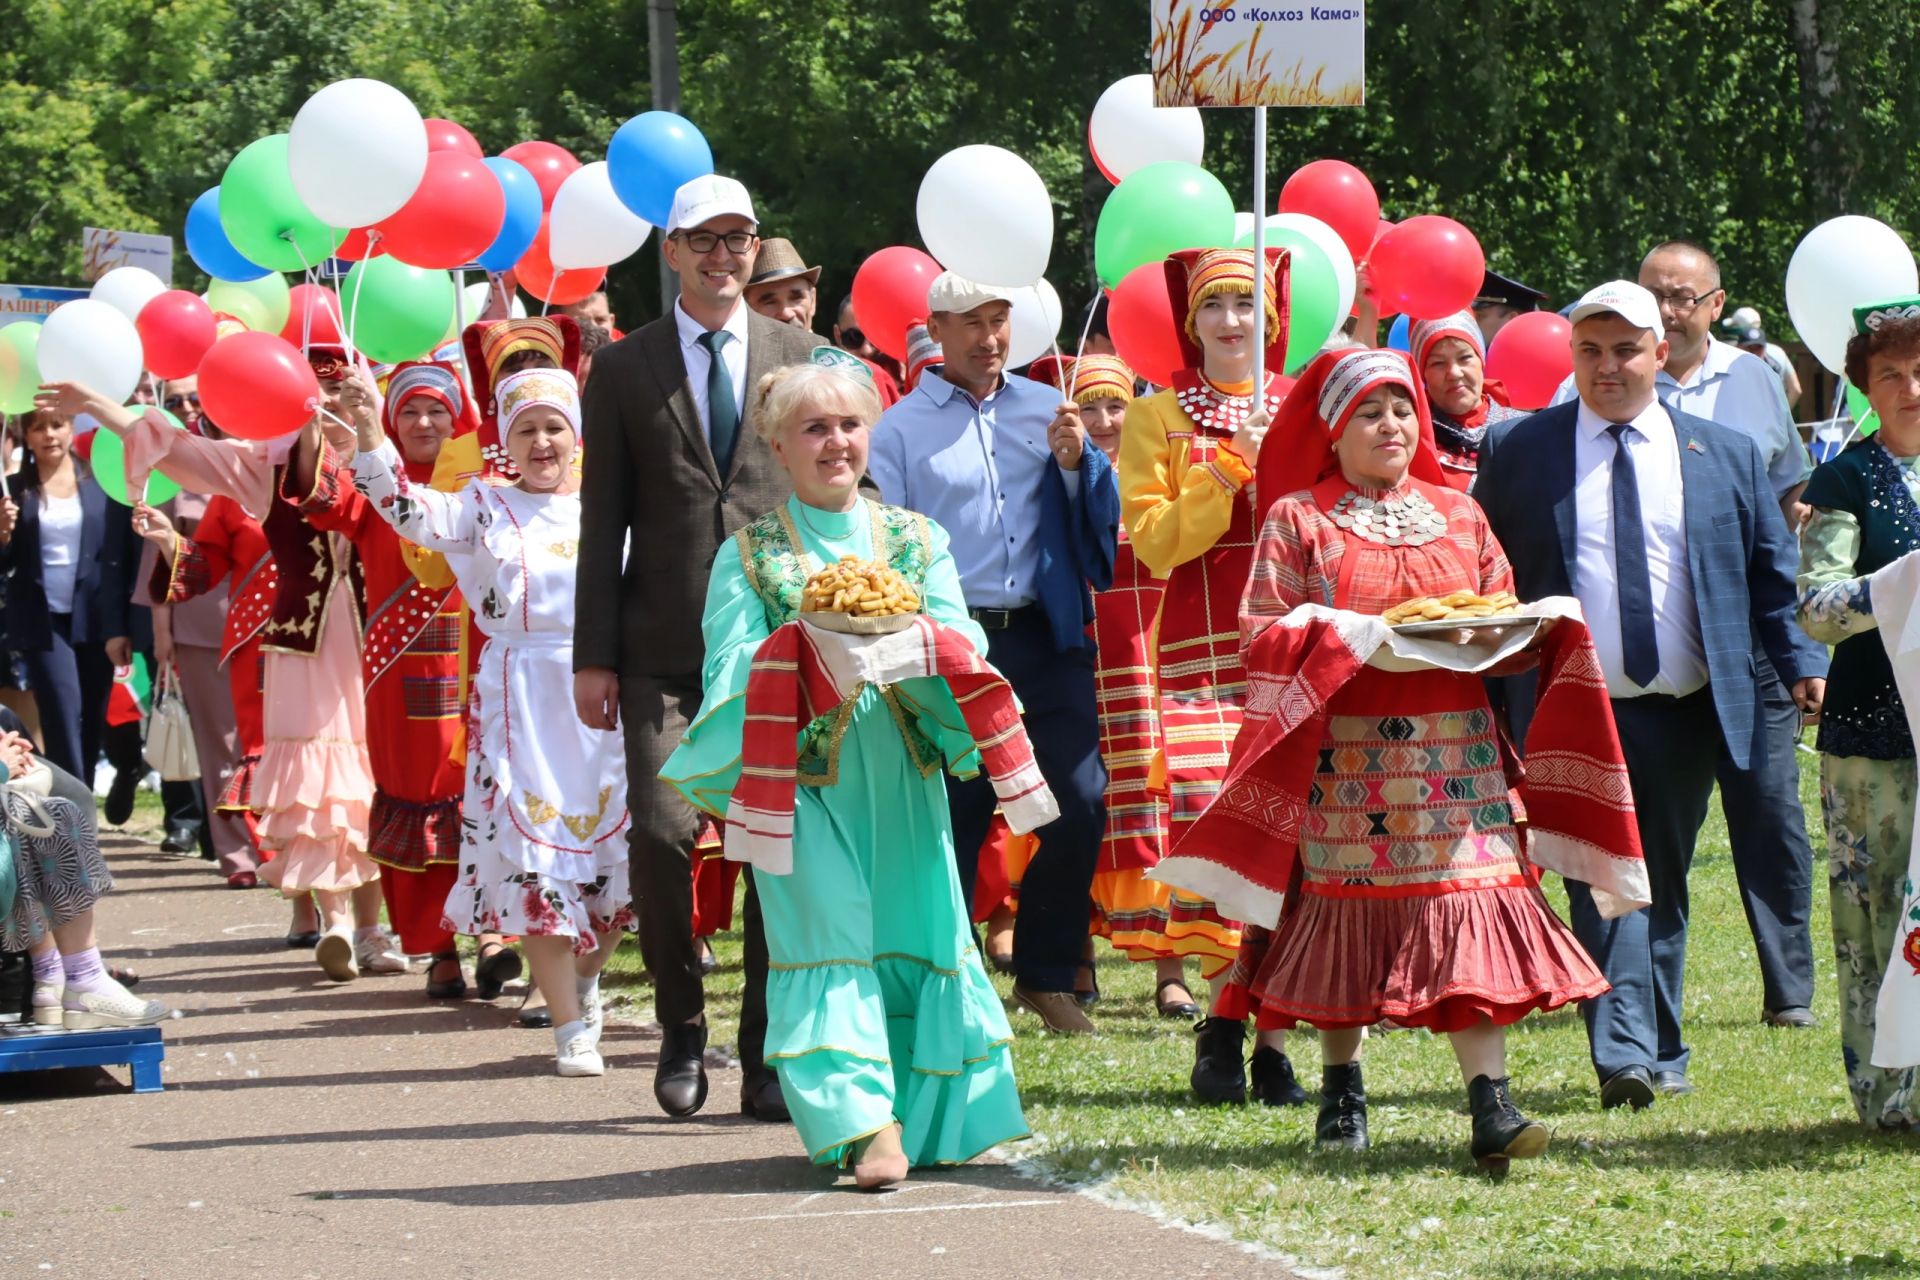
left=1476, top=401, right=1824, bottom=1082
left=0, top=473, right=134, bottom=779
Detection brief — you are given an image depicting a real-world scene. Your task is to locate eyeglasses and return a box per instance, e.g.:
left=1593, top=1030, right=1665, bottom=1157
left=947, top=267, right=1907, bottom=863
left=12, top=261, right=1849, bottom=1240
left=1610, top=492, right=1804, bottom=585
left=837, top=327, right=866, bottom=350
left=673, top=229, right=757, bottom=255
left=164, top=393, right=200, bottom=411
left=1648, top=287, right=1724, bottom=316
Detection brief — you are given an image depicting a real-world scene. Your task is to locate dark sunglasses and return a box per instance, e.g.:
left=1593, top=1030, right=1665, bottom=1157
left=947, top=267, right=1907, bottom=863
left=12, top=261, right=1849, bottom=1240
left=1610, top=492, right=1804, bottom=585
left=837, top=327, right=865, bottom=350
left=164, top=393, right=200, bottom=411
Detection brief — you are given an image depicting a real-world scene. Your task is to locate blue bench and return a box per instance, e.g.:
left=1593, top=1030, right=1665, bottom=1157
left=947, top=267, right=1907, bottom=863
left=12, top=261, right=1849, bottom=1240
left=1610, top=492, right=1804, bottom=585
left=0, top=1026, right=165, bottom=1093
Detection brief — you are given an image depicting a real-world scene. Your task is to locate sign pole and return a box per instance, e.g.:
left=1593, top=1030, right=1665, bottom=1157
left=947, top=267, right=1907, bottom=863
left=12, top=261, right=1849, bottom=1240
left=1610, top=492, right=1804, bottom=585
left=1251, top=105, right=1268, bottom=400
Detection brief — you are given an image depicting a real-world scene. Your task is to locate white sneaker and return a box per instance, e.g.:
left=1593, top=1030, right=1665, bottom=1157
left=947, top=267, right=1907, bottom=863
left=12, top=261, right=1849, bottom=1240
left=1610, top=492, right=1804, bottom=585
left=577, top=974, right=603, bottom=1047
left=315, top=930, right=358, bottom=982
left=354, top=928, right=411, bottom=975
left=62, top=980, right=167, bottom=1029
left=554, top=1019, right=604, bottom=1077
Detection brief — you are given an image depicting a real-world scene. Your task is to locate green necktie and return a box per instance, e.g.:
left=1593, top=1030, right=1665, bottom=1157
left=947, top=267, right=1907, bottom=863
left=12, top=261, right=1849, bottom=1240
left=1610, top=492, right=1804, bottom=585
left=697, top=329, right=739, bottom=473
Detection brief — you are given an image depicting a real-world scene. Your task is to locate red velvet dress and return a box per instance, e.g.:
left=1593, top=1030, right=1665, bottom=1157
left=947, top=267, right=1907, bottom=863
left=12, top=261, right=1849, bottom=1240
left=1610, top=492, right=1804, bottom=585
left=1219, top=476, right=1607, bottom=1031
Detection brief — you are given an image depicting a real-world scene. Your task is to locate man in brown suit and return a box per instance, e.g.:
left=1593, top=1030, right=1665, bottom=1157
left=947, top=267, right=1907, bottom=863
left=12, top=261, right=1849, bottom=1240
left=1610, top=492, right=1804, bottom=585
left=574, top=175, right=824, bottom=1120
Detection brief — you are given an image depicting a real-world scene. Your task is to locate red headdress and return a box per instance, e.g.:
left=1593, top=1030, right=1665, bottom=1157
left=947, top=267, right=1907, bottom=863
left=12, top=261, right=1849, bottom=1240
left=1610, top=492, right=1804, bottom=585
left=1166, top=246, right=1290, bottom=374
left=461, top=316, right=581, bottom=479
left=382, top=361, right=480, bottom=483
left=1026, top=353, right=1137, bottom=406
left=1255, top=348, right=1446, bottom=503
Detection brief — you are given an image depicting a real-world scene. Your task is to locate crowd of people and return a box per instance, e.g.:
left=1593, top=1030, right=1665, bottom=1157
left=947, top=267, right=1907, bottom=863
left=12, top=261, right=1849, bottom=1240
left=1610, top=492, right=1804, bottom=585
left=3, top=166, right=1917, bottom=1191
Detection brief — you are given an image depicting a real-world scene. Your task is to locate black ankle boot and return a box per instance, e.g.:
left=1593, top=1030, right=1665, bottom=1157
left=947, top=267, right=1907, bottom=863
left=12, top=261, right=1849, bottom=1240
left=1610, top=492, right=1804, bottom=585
left=1248, top=1045, right=1310, bottom=1107
left=1190, top=1017, right=1247, bottom=1104
left=1468, top=1074, right=1548, bottom=1173
left=1315, top=1062, right=1368, bottom=1151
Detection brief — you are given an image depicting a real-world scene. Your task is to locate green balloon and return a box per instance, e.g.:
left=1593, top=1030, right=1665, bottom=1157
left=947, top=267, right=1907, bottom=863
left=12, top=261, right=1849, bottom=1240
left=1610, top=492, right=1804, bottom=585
left=91, top=409, right=184, bottom=507
left=1094, top=162, right=1236, bottom=289
left=340, top=256, right=455, bottom=364
left=0, top=322, right=42, bottom=414
left=219, top=135, right=345, bottom=274
left=1845, top=380, right=1880, bottom=436
left=207, top=272, right=291, bottom=334
left=1235, top=225, right=1341, bottom=375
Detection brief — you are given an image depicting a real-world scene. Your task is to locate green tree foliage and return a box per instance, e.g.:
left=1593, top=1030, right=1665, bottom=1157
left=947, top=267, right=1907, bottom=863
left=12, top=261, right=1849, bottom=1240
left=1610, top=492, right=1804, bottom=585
left=0, top=1, right=1915, bottom=339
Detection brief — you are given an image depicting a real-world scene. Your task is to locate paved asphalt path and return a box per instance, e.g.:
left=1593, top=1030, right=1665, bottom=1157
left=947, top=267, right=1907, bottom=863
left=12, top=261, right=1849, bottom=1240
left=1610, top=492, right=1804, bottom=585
left=1, top=836, right=1290, bottom=1278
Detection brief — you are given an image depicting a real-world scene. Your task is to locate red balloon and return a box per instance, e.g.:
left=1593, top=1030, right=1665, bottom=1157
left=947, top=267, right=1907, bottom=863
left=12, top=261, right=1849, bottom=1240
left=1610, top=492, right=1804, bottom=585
left=425, top=117, right=483, bottom=157
left=374, top=152, right=507, bottom=270
left=501, top=140, right=581, bottom=210
left=1106, top=262, right=1182, bottom=387
left=135, top=290, right=216, bottom=380
left=1486, top=311, right=1574, bottom=411
left=336, top=227, right=374, bottom=262
left=850, top=247, right=942, bottom=363
left=1278, top=159, right=1381, bottom=263
left=198, top=331, right=320, bottom=440
left=1369, top=215, right=1486, bottom=321
left=514, top=222, right=606, bottom=307
left=279, top=283, right=345, bottom=348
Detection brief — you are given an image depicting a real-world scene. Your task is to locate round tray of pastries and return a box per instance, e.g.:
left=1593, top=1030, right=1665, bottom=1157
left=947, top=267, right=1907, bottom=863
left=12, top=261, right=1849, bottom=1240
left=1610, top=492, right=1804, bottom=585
left=1384, top=590, right=1528, bottom=636
left=799, top=557, right=923, bottom=634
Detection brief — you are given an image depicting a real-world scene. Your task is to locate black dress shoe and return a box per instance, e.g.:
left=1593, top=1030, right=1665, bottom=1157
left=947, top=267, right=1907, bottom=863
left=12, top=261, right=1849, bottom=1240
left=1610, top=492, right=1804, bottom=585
left=424, top=953, right=468, bottom=1000
left=474, top=945, right=522, bottom=1001
left=1190, top=1016, right=1248, bottom=1104
left=104, top=770, right=139, bottom=827
left=698, top=940, right=718, bottom=976
left=1249, top=1045, right=1310, bottom=1107
left=160, top=825, right=199, bottom=855
left=1468, top=1074, right=1548, bottom=1174
left=1653, top=1070, right=1694, bottom=1097
left=285, top=931, right=323, bottom=949
left=1600, top=1065, right=1656, bottom=1110
left=740, top=1068, right=789, bottom=1121
left=1315, top=1062, right=1369, bottom=1151
left=1763, top=1006, right=1816, bottom=1029
left=516, top=985, right=552, bottom=1029
left=1155, top=978, right=1201, bottom=1021
left=655, top=1020, right=710, bottom=1117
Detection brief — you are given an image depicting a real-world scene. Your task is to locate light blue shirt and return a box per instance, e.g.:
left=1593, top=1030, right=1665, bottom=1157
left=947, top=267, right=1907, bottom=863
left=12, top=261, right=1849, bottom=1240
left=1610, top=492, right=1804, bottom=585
left=1551, top=336, right=1809, bottom=498
left=867, top=369, right=1076, bottom=610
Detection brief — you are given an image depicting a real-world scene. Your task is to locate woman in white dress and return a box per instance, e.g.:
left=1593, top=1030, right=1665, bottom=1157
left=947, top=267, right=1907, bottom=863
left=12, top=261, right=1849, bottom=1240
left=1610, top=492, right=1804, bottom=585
left=333, top=368, right=631, bottom=1077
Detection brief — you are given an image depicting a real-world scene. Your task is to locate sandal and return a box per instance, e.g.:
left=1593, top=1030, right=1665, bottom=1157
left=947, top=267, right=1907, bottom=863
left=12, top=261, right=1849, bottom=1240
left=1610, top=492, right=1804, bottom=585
left=1155, top=978, right=1201, bottom=1021
left=474, top=943, right=523, bottom=1001
left=1073, top=960, right=1100, bottom=1010
left=425, top=952, right=467, bottom=1001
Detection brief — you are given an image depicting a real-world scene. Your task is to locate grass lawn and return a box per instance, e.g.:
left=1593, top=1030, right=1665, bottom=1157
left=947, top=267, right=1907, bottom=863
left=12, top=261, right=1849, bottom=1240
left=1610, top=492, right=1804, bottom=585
left=596, top=756, right=1920, bottom=1278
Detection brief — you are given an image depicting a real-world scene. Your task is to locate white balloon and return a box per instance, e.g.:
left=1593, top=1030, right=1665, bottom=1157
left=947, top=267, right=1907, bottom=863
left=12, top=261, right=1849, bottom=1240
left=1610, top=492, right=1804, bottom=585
left=917, top=145, right=1054, bottom=287
left=288, top=78, right=428, bottom=229
left=461, top=281, right=526, bottom=321
left=1089, top=74, right=1205, bottom=184
left=90, top=266, right=167, bottom=324
left=1786, top=216, right=1919, bottom=374
left=1267, top=212, right=1358, bottom=327
left=549, top=161, right=654, bottom=270
left=1005, top=279, right=1064, bottom=369
left=38, top=299, right=143, bottom=405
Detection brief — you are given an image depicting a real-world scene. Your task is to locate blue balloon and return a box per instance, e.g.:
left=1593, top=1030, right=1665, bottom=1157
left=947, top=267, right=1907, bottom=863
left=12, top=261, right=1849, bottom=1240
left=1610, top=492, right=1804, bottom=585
left=1387, top=313, right=1410, bottom=352
left=185, top=187, right=269, bottom=282
left=607, top=111, right=714, bottom=228
left=477, top=157, right=542, bottom=273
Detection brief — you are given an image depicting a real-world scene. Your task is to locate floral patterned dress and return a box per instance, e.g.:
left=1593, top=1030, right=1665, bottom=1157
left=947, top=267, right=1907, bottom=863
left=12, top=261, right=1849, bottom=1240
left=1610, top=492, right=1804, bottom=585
left=349, top=441, right=631, bottom=954
left=1797, top=438, right=1920, bottom=1128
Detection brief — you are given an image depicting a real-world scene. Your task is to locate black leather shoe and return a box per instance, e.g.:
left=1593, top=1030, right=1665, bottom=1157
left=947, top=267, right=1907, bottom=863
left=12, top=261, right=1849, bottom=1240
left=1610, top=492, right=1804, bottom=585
left=1155, top=978, right=1201, bottom=1021
left=474, top=945, right=522, bottom=1001
left=1249, top=1045, right=1310, bottom=1107
left=1763, top=1006, right=1816, bottom=1029
left=160, top=825, right=199, bottom=855
left=285, top=931, right=322, bottom=949
left=1315, top=1062, right=1368, bottom=1151
left=1600, top=1065, right=1656, bottom=1110
left=424, top=953, right=467, bottom=1000
left=516, top=985, right=552, bottom=1029
left=1652, top=1070, right=1694, bottom=1097
left=655, top=1020, right=709, bottom=1117
left=698, top=940, right=718, bottom=976
left=1190, top=1017, right=1248, bottom=1104
left=1468, top=1074, right=1548, bottom=1174
left=104, top=769, right=139, bottom=827
left=740, top=1068, right=789, bottom=1121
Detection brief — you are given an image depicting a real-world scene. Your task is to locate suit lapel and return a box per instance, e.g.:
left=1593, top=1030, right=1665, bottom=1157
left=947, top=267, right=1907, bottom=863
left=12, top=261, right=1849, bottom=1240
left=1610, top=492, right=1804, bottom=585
left=1548, top=411, right=1581, bottom=594
left=643, top=318, right=720, bottom=488
left=1674, top=413, right=1715, bottom=586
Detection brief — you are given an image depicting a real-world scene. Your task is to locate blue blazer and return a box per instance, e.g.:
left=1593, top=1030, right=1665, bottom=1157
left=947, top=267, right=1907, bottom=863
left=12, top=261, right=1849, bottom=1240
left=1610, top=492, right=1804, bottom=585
left=0, top=473, right=132, bottom=652
left=1035, top=443, right=1119, bottom=653
left=1474, top=401, right=1825, bottom=771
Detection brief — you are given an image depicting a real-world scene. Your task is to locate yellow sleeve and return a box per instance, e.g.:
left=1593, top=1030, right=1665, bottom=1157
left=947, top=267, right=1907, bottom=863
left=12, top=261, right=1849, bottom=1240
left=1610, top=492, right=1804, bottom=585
left=1118, top=390, right=1253, bottom=578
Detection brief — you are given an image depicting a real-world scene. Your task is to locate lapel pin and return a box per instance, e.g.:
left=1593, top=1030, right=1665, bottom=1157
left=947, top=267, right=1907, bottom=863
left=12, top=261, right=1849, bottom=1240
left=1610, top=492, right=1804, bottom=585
left=1686, top=439, right=1706, bottom=454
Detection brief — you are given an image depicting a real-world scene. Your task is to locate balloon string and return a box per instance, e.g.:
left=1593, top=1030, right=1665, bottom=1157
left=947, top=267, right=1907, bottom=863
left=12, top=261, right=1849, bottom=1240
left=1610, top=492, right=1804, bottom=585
left=344, top=235, right=374, bottom=366
left=1067, top=295, right=1099, bottom=401
left=452, top=269, right=470, bottom=388
left=541, top=269, right=558, bottom=318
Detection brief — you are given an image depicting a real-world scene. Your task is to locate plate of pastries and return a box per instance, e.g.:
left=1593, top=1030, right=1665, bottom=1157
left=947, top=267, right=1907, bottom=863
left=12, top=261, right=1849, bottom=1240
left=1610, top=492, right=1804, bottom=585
left=800, top=557, right=923, bottom=634
left=1383, top=590, right=1528, bottom=636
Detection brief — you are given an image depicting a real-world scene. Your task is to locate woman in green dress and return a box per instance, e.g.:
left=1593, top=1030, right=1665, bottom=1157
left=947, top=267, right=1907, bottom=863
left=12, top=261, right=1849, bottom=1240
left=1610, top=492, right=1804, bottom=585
left=662, top=349, right=1028, bottom=1188
left=1797, top=297, right=1920, bottom=1129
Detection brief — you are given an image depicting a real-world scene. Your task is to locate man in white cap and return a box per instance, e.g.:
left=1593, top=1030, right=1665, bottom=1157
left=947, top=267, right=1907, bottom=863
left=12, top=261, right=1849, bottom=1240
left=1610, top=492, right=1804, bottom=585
left=1474, top=280, right=1826, bottom=1111
left=867, top=273, right=1118, bottom=1035
left=575, top=172, right=825, bottom=1122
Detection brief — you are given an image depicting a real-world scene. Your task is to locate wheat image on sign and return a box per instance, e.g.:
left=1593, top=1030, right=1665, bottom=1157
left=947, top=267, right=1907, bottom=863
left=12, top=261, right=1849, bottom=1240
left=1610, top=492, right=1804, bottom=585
left=1152, top=2, right=1366, bottom=108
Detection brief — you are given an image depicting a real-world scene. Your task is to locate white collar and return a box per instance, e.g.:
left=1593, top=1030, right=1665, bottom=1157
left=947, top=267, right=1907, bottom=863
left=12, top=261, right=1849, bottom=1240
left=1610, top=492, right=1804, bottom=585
left=1657, top=334, right=1740, bottom=390
left=1575, top=394, right=1672, bottom=443
left=673, top=297, right=749, bottom=350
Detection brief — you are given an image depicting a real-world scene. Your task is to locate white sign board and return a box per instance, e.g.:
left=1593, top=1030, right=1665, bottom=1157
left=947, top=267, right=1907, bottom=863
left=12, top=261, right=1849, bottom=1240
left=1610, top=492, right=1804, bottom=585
left=83, top=227, right=174, bottom=285
left=1153, top=1, right=1365, bottom=107
left=0, top=284, right=89, bottom=323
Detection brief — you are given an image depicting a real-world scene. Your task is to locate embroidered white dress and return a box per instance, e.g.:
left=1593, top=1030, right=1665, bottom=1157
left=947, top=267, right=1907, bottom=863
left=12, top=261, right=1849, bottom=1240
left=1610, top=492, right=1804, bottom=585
left=350, top=441, right=632, bottom=952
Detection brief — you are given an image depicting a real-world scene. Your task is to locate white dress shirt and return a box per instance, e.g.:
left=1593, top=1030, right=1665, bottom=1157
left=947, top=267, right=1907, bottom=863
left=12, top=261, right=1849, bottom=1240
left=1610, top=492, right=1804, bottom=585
left=1551, top=336, right=1807, bottom=497
left=1572, top=397, right=1709, bottom=699
left=40, top=492, right=83, bottom=614
left=673, top=298, right=751, bottom=438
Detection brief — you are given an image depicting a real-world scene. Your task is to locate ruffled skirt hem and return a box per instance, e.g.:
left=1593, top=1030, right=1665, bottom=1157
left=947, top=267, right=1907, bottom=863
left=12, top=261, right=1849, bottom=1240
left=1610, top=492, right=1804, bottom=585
left=445, top=871, right=633, bottom=956
left=1090, top=868, right=1241, bottom=978
left=258, top=835, right=378, bottom=895
left=368, top=789, right=463, bottom=871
